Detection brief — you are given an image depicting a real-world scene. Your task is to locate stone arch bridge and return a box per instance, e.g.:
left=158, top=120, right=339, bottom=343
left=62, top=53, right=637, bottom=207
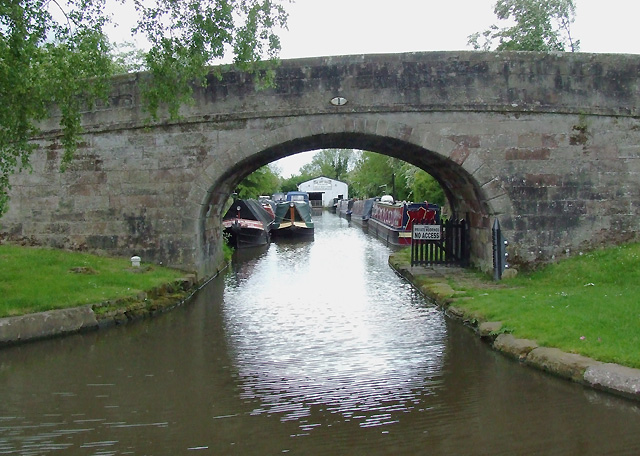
left=2, top=51, right=640, bottom=278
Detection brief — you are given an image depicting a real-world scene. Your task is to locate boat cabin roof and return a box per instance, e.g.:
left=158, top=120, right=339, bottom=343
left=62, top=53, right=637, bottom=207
left=285, top=191, right=310, bottom=203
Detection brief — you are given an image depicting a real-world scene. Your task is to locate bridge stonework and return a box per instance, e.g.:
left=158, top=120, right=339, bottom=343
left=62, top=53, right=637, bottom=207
left=2, top=51, right=640, bottom=277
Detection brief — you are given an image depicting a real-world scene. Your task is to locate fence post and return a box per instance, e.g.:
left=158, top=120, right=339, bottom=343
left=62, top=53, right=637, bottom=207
left=492, top=218, right=509, bottom=280
left=460, top=219, right=469, bottom=267
left=411, top=224, right=418, bottom=266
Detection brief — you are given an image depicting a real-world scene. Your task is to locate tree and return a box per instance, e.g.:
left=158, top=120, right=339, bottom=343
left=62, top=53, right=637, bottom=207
left=0, top=0, right=288, bottom=217
left=406, top=169, right=446, bottom=207
left=299, top=149, right=353, bottom=181
left=347, top=151, right=447, bottom=206
left=468, top=0, right=579, bottom=52
left=279, top=172, right=315, bottom=193
left=1, top=1, right=113, bottom=217
left=235, top=165, right=281, bottom=199
left=110, top=41, right=147, bottom=74
left=349, top=152, right=409, bottom=200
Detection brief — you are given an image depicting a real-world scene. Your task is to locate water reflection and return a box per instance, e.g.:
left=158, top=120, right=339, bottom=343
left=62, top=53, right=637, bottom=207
left=1, top=212, right=640, bottom=455
left=224, top=215, right=446, bottom=428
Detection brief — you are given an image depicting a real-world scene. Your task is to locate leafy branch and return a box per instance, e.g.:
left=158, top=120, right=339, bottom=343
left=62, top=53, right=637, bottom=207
left=0, top=0, right=289, bottom=217
left=468, top=0, right=580, bottom=52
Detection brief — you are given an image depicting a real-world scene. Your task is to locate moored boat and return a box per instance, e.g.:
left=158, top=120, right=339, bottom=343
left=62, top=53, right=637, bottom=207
left=271, top=192, right=314, bottom=238
left=223, top=198, right=274, bottom=248
left=258, top=196, right=276, bottom=219
left=368, top=195, right=439, bottom=246
left=330, top=197, right=339, bottom=214
left=350, top=198, right=376, bottom=228
left=336, top=199, right=353, bottom=220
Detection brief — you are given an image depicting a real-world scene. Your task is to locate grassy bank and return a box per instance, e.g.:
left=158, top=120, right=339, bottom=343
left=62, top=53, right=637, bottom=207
left=394, top=242, right=640, bottom=369
left=0, top=245, right=186, bottom=318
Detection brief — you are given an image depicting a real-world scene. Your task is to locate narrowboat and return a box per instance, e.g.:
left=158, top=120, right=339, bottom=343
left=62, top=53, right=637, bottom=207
left=368, top=195, right=440, bottom=246
left=271, top=191, right=314, bottom=238
left=330, top=197, right=339, bottom=214
left=336, top=199, right=353, bottom=220
left=258, top=196, right=276, bottom=219
left=222, top=198, right=274, bottom=248
left=349, top=198, right=376, bottom=228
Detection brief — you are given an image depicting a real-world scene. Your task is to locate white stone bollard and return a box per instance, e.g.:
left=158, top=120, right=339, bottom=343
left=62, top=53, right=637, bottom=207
left=131, top=256, right=141, bottom=267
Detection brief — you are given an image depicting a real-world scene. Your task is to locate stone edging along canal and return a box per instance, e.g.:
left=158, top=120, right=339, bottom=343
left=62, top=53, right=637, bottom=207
left=0, top=273, right=204, bottom=348
left=3, top=256, right=639, bottom=403
left=388, top=254, right=640, bottom=403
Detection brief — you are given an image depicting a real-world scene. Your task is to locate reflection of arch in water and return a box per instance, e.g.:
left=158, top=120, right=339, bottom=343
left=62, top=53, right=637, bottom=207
left=221, top=214, right=447, bottom=427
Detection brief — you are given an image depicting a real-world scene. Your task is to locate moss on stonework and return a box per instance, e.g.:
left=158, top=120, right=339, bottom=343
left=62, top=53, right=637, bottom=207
left=92, top=280, right=196, bottom=325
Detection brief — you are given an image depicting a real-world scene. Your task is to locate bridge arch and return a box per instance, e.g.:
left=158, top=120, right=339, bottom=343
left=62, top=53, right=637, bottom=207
left=191, top=117, right=513, bottom=275
left=3, top=51, right=640, bottom=278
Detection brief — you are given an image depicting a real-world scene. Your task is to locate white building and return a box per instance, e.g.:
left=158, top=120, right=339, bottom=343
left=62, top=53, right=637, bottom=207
left=298, top=176, right=348, bottom=208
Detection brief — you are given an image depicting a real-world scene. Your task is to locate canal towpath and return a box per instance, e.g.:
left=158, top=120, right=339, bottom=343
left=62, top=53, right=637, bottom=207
left=388, top=252, right=640, bottom=402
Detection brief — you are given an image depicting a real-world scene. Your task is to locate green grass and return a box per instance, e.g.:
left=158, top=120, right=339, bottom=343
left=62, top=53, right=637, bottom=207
left=0, top=245, right=186, bottom=318
left=459, top=243, right=640, bottom=368
left=223, top=240, right=234, bottom=263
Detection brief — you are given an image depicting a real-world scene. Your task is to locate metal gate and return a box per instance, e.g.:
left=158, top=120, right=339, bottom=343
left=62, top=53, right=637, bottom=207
left=410, top=218, right=470, bottom=267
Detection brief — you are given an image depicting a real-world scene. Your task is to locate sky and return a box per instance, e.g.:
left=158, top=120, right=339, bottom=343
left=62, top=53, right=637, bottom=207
left=106, top=0, right=640, bottom=177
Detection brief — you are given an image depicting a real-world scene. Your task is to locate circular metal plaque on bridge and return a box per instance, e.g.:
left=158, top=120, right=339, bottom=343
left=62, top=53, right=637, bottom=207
left=330, top=96, right=348, bottom=106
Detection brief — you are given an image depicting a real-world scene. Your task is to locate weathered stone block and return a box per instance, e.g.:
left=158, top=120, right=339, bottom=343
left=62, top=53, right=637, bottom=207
left=584, top=363, right=640, bottom=398
left=0, top=306, right=98, bottom=345
left=493, top=334, right=538, bottom=360
left=478, top=321, right=502, bottom=338
left=526, top=347, right=601, bottom=382
left=505, top=148, right=551, bottom=160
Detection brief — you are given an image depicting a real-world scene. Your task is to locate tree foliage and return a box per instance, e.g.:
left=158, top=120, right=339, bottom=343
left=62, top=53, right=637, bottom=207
left=110, top=41, right=147, bottom=73
left=299, top=149, right=353, bottom=182
left=350, top=152, right=400, bottom=199
left=348, top=152, right=445, bottom=205
left=276, top=150, right=446, bottom=206
left=405, top=168, right=446, bottom=207
left=135, top=0, right=287, bottom=118
left=279, top=172, right=314, bottom=193
left=235, top=165, right=280, bottom=199
left=349, top=152, right=416, bottom=201
left=0, top=0, right=288, bottom=217
left=468, top=0, right=579, bottom=52
left=1, top=0, right=113, bottom=216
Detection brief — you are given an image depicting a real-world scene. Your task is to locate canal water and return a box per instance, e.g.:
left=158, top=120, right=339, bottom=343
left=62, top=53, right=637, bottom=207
left=1, top=212, right=640, bottom=455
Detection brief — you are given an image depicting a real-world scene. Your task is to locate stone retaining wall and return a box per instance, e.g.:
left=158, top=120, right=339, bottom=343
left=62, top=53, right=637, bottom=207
left=0, top=275, right=199, bottom=347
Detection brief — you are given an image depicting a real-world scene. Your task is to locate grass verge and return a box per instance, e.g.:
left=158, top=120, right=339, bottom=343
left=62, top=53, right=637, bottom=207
left=0, top=245, right=187, bottom=318
left=396, top=242, right=640, bottom=369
